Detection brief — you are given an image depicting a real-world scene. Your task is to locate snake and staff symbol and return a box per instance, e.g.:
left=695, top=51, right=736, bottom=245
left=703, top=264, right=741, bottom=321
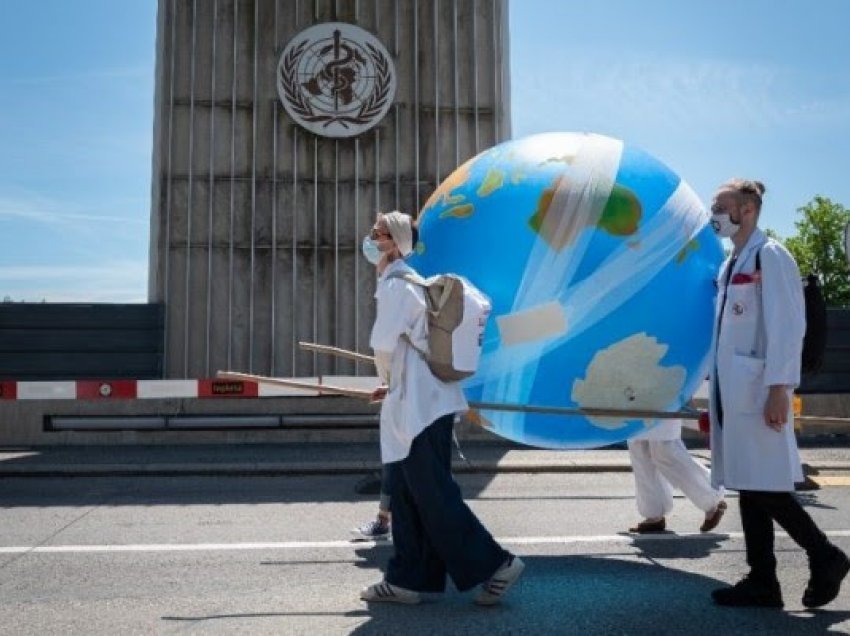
left=277, top=22, right=397, bottom=138
left=301, top=29, right=366, bottom=111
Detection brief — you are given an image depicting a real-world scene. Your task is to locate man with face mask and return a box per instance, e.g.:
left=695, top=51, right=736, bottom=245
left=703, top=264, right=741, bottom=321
left=359, top=211, right=524, bottom=607
left=708, top=179, right=849, bottom=609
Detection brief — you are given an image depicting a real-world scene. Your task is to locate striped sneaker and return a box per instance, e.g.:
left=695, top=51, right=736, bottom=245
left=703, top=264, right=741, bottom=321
left=350, top=517, right=391, bottom=542
left=360, top=581, right=421, bottom=604
left=474, top=555, right=525, bottom=606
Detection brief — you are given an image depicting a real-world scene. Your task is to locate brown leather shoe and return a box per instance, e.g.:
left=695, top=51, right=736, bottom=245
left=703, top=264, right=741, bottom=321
left=629, top=517, right=666, bottom=533
left=700, top=500, right=727, bottom=532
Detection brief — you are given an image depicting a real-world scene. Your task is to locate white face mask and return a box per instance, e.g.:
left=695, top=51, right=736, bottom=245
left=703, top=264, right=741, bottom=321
left=710, top=213, right=740, bottom=238
left=361, top=236, right=382, bottom=265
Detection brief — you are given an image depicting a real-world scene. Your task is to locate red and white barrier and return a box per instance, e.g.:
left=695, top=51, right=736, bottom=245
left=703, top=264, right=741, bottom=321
left=0, top=376, right=380, bottom=401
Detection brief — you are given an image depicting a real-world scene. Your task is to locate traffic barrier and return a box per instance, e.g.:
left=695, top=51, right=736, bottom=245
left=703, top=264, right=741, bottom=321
left=2, top=377, right=848, bottom=435
left=0, top=376, right=380, bottom=401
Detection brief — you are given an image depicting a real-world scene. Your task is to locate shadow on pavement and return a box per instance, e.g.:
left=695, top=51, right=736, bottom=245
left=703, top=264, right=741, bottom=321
left=0, top=470, right=520, bottom=507
left=627, top=533, right=727, bottom=561
left=0, top=443, right=518, bottom=505
left=346, top=555, right=850, bottom=636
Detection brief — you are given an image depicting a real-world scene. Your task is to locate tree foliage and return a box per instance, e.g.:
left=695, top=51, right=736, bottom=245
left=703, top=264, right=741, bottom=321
left=782, top=196, right=850, bottom=307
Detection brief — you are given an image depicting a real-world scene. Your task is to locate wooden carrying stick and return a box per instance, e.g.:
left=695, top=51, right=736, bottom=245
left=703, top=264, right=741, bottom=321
left=296, top=341, right=698, bottom=420
left=299, top=341, right=375, bottom=364
left=218, top=369, right=698, bottom=420
left=469, top=400, right=698, bottom=420
left=216, top=371, right=374, bottom=400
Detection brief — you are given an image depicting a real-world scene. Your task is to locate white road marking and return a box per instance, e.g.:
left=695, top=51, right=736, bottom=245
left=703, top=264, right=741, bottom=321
left=3, top=530, right=850, bottom=554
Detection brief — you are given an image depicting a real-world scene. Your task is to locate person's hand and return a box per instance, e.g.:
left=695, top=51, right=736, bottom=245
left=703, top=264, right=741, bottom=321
left=764, top=385, right=790, bottom=432
left=370, top=385, right=388, bottom=403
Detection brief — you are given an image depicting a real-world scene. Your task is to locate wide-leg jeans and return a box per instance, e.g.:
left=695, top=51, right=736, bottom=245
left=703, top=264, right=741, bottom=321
left=384, top=414, right=508, bottom=592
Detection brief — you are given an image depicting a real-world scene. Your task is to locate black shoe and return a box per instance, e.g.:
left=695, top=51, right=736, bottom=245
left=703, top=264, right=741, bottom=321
left=712, top=576, right=784, bottom=608
left=803, top=547, right=850, bottom=608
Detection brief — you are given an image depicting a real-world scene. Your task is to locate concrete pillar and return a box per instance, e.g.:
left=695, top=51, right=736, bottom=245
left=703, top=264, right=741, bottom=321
left=149, top=0, right=511, bottom=378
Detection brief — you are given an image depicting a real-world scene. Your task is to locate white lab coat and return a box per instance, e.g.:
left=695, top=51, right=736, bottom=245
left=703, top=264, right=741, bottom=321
left=709, top=228, right=805, bottom=492
left=370, top=259, right=468, bottom=464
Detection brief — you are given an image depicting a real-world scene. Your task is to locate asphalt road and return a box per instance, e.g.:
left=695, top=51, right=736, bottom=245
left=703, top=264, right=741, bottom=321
left=2, top=471, right=850, bottom=635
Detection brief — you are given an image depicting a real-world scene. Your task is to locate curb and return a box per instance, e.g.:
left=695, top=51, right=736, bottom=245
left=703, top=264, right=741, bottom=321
left=0, top=460, right=635, bottom=477
left=3, top=460, right=850, bottom=478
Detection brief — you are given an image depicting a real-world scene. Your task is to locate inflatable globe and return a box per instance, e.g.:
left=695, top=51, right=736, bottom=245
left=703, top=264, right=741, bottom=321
left=408, top=132, right=723, bottom=449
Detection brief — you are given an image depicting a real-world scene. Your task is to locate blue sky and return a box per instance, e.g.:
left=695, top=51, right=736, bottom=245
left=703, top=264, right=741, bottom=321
left=1, top=1, right=848, bottom=302
left=0, top=1, right=155, bottom=302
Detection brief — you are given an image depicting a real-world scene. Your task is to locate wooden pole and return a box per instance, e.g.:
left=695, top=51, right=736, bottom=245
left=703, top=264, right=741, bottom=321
left=217, top=370, right=698, bottom=420
left=298, top=341, right=375, bottom=364
left=216, top=371, right=374, bottom=400
left=469, top=400, right=699, bottom=420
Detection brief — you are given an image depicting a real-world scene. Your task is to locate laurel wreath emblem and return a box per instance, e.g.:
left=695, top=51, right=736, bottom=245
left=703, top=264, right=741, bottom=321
left=278, top=38, right=393, bottom=131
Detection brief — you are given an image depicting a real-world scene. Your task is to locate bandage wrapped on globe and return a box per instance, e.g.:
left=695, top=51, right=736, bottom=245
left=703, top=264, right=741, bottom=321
left=408, top=132, right=723, bottom=449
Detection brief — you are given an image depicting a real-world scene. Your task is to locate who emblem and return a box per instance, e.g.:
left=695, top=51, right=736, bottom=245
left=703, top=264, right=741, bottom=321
left=277, top=22, right=396, bottom=138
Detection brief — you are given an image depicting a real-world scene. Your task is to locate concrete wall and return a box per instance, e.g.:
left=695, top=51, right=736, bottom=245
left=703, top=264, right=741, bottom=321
left=149, top=0, right=511, bottom=379
left=0, top=396, right=375, bottom=446
left=0, top=395, right=500, bottom=446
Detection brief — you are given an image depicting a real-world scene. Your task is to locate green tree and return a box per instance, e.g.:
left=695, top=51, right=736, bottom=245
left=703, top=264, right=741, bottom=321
left=783, top=196, right=850, bottom=307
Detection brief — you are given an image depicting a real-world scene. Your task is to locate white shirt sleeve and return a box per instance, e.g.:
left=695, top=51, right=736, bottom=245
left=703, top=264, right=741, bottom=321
left=761, top=243, right=806, bottom=387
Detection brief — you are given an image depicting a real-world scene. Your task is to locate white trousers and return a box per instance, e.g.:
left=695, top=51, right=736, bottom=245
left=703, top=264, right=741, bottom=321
left=627, top=438, right=724, bottom=519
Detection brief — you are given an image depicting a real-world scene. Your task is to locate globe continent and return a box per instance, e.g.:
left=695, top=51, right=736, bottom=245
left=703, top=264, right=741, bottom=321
left=408, top=132, right=724, bottom=449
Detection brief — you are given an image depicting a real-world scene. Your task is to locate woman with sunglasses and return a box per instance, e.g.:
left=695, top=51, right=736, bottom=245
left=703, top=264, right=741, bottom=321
left=358, top=211, right=524, bottom=606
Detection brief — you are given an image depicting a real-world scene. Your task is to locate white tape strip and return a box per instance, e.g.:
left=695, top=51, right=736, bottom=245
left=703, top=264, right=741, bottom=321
left=496, top=301, right=567, bottom=346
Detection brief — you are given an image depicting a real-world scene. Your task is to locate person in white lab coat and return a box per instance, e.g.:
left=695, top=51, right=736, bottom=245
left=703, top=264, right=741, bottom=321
left=708, top=179, right=849, bottom=609
left=358, top=211, right=524, bottom=606
left=627, top=418, right=726, bottom=534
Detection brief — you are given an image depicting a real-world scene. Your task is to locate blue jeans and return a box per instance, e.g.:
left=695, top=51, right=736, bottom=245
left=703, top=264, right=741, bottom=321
left=383, top=414, right=509, bottom=592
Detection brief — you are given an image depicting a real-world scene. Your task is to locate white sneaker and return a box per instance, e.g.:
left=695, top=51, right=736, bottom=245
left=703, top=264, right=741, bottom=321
left=360, top=581, right=421, bottom=604
left=474, top=555, right=525, bottom=606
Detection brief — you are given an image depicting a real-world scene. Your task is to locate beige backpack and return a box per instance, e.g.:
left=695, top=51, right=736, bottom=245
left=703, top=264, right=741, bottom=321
left=387, top=270, right=491, bottom=382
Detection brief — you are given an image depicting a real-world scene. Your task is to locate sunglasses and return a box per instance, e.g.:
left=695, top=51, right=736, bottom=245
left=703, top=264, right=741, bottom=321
left=370, top=228, right=391, bottom=240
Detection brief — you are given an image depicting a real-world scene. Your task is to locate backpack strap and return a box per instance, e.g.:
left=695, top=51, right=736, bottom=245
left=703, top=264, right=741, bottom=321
left=383, top=263, right=419, bottom=283
left=386, top=270, right=457, bottom=315
left=383, top=268, right=430, bottom=361
left=753, top=244, right=767, bottom=358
